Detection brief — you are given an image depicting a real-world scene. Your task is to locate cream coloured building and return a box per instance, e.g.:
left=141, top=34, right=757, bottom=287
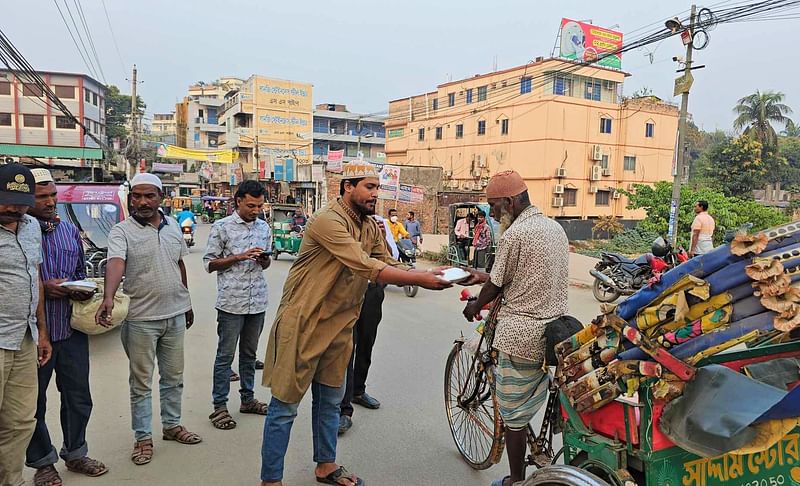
left=385, top=57, right=679, bottom=221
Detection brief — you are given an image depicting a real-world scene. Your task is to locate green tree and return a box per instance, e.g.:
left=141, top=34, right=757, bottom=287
left=733, top=90, right=792, bottom=152
left=782, top=119, right=800, bottom=137
left=624, top=181, right=788, bottom=248
left=105, top=85, right=146, bottom=140
left=703, top=136, right=768, bottom=198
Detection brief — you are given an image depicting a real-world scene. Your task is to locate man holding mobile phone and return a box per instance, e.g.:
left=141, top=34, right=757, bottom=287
left=203, top=180, right=272, bottom=431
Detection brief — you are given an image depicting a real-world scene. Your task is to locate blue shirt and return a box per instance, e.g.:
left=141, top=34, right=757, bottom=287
left=404, top=219, right=422, bottom=238
left=203, top=212, right=272, bottom=314
left=40, top=220, right=86, bottom=342
left=0, top=215, right=42, bottom=350
left=176, top=210, right=196, bottom=226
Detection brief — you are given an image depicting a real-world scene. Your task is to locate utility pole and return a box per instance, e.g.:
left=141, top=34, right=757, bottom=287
left=667, top=5, right=697, bottom=245
left=355, top=117, right=363, bottom=156
left=129, top=64, right=139, bottom=179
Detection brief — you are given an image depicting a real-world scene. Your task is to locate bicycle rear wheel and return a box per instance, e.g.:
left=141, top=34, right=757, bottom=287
left=444, top=340, right=504, bottom=470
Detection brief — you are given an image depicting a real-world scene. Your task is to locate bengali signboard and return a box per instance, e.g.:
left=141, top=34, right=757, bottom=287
left=378, top=165, right=401, bottom=200
left=327, top=149, right=344, bottom=173
left=255, top=109, right=312, bottom=143
left=559, top=18, right=623, bottom=69
left=253, top=76, right=312, bottom=112
left=397, top=184, right=425, bottom=203
left=156, top=144, right=238, bottom=164
left=152, top=162, right=184, bottom=174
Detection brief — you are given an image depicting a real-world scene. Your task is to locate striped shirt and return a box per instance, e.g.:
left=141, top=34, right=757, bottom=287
left=40, top=220, right=86, bottom=342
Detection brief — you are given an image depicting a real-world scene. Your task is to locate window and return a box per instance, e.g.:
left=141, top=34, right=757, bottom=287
left=595, top=190, right=611, bottom=206
left=477, top=120, right=486, bottom=135
left=520, top=77, right=532, bottom=94
left=645, top=122, right=654, bottom=138
left=466, top=89, right=473, bottom=104
left=563, top=188, right=578, bottom=207
left=432, top=98, right=438, bottom=111
left=600, top=154, right=609, bottom=169
left=600, top=117, right=612, bottom=134
left=624, top=156, right=637, bottom=171
left=455, top=124, right=463, bottom=139
left=585, top=79, right=602, bottom=101
left=54, top=85, right=75, bottom=99
left=477, top=86, right=487, bottom=101
left=92, top=93, right=98, bottom=106
left=0, top=113, right=11, bottom=126
left=553, top=74, right=573, bottom=96
left=55, top=116, right=76, bottom=129
left=418, top=127, right=425, bottom=142
left=0, top=82, right=10, bottom=95
left=435, top=126, right=442, bottom=140
left=22, top=84, right=43, bottom=97
left=23, top=114, right=44, bottom=127
left=501, top=118, right=509, bottom=135
left=85, top=89, right=91, bottom=103
left=448, top=93, right=455, bottom=107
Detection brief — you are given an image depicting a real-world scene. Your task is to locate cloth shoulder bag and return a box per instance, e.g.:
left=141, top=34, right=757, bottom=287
left=71, top=278, right=129, bottom=335
left=543, top=315, right=584, bottom=366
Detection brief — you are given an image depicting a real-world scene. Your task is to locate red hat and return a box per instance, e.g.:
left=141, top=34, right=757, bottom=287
left=486, top=170, right=527, bottom=199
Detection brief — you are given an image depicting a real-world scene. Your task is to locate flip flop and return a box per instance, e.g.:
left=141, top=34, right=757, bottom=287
left=316, top=466, right=364, bottom=485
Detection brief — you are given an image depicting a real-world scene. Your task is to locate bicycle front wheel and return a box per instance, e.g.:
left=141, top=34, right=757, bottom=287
left=444, top=340, right=504, bottom=470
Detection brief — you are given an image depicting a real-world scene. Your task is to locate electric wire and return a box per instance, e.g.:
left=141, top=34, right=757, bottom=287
left=60, top=0, right=100, bottom=80
left=100, top=0, right=127, bottom=78
left=73, top=0, right=107, bottom=84
left=51, top=0, right=97, bottom=79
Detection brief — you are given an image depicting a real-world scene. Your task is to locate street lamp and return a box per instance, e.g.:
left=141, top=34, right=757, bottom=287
left=665, top=17, right=683, bottom=33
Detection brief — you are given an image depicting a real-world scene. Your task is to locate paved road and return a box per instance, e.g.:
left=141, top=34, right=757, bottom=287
left=26, top=223, right=602, bottom=486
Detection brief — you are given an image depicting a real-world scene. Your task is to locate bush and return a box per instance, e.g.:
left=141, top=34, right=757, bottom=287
left=421, top=245, right=450, bottom=265
left=577, top=228, right=660, bottom=258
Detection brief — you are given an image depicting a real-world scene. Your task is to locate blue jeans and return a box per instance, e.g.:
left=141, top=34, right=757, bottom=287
left=212, top=310, right=265, bottom=408
left=260, top=381, right=345, bottom=482
left=120, top=315, right=186, bottom=441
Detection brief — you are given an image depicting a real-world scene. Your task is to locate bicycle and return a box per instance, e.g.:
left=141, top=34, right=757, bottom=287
left=444, top=290, right=562, bottom=471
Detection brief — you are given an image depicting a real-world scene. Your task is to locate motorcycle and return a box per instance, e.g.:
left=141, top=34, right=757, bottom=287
left=590, top=236, right=687, bottom=303
left=180, top=218, right=195, bottom=248
left=397, top=238, right=419, bottom=297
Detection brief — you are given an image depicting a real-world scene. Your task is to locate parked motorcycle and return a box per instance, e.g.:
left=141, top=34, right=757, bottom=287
left=590, top=236, right=687, bottom=303
left=397, top=238, right=419, bottom=297
left=180, top=218, right=195, bottom=248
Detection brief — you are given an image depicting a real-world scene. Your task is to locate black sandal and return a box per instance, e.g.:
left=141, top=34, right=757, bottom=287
left=316, top=466, right=364, bottom=485
left=209, top=408, right=237, bottom=430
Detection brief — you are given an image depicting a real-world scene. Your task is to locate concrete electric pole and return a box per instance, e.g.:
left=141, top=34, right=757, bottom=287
left=129, top=64, right=139, bottom=179
left=667, top=5, right=697, bottom=246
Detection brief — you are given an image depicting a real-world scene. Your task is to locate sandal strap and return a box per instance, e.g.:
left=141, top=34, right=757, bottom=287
left=34, top=465, right=61, bottom=486
left=66, top=457, right=106, bottom=474
left=166, top=425, right=200, bottom=442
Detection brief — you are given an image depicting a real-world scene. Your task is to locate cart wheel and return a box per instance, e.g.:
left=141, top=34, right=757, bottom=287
left=444, top=341, right=504, bottom=470
left=272, top=251, right=280, bottom=260
left=404, top=285, right=418, bottom=298
left=519, top=465, right=610, bottom=486
left=568, top=453, right=627, bottom=486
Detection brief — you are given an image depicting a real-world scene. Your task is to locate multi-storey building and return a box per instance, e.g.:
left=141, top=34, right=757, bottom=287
left=312, top=104, right=385, bottom=163
left=0, top=69, right=105, bottom=172
left=384, top=57, right=679, bottom=222
left=176, top=77, right=243, bottom=150
left=151, top=112, right=176, bottom=144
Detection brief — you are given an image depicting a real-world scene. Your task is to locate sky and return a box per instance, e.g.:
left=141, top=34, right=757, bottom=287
left=5, top=0, right=799, bottom=132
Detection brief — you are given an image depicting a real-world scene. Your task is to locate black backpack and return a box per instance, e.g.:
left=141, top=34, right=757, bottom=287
left=544, top=315, right=584, bottom=366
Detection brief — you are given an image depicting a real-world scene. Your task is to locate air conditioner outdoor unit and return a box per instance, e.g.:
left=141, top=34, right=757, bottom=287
left=589, top=185, right=599, bottom=194
left=602, top=168, right=612, bottom=177
left=553, top=184, right=565, bottom=194
left=552, top=197, right=564, bottom=207
left=613, top=191, right=622, bottom=199
left=591, top=145, right=603, bottom=161
left=556, top=167, right=567, bottom=178
left=590, top=165, right=602, bottom=181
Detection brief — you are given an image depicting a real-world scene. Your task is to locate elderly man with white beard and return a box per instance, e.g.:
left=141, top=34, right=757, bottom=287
left=458, top=170, right=569, bottom=486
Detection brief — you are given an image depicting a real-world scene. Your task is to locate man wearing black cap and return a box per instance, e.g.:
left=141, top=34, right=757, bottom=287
left=0, top=163, right=52, bottom=486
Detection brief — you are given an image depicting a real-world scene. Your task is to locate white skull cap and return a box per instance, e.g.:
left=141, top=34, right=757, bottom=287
left=130, top=173, right=163, bottom=190
left=30, top=168, right=54, bottom=184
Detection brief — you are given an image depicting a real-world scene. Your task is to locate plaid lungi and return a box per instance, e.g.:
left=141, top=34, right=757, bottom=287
left=494, top=351, right=549, bottom=430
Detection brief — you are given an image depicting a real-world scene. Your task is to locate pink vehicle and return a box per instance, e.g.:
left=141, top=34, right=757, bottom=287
left=56, top=183, right=128, bottom=250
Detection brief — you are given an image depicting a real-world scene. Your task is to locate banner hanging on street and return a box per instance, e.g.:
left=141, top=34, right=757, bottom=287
left=327, top=149, right=344, bottom=173
left=152, top=162, right=184, bottom=174
left=156, top=144, right=239, bottom=164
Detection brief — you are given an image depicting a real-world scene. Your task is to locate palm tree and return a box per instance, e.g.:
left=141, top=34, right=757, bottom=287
left=782, top=119, right=800, bottom=137
left=733, top=90, right=792, bottom=150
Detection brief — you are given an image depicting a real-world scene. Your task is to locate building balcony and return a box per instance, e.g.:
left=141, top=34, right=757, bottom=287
left=197, top=97, right=224, bottom=107
left=193, top=118, right=225, bottom=133
left=312, top=132, right=386, bottom=145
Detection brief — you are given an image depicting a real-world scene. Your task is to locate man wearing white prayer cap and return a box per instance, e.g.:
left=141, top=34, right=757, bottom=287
left=95, top=171, right=201, bottom=465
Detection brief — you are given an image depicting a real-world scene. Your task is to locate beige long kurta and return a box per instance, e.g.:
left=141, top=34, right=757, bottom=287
left=263, top=198, right=400, bottom=403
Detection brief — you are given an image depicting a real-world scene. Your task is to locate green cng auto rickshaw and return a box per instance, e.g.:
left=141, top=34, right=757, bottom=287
left=447, top=202, right=498, bottom=269
left=270, top=203, right=304, bottom=259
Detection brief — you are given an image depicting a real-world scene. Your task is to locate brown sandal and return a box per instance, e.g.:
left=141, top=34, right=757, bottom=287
left=65, top=456, right=108, bottom=477
left=209, top=408, right=237, bottom=430
left=131, top=439, right=153, bottom=466
left=33, top=465, right=62, bottom=486
left=240, top=399, right=269, bottom=415
left=163, top=425, right=202, bottom=444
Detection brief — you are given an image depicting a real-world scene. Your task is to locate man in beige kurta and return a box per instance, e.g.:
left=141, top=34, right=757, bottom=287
left=260, top=162, right=451, bottom=486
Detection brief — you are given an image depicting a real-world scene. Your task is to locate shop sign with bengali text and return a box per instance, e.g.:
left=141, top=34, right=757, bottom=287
left=559, top=18, right=623, bottom=69
left=253, top=77, right=312, bottom=112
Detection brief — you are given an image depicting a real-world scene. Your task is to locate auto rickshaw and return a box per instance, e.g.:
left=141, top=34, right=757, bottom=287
left=447, top=202, right=498, bottom=269
left=270, top=203, right=304, bottom=259
left=200, top=196, right=230, bottom=223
